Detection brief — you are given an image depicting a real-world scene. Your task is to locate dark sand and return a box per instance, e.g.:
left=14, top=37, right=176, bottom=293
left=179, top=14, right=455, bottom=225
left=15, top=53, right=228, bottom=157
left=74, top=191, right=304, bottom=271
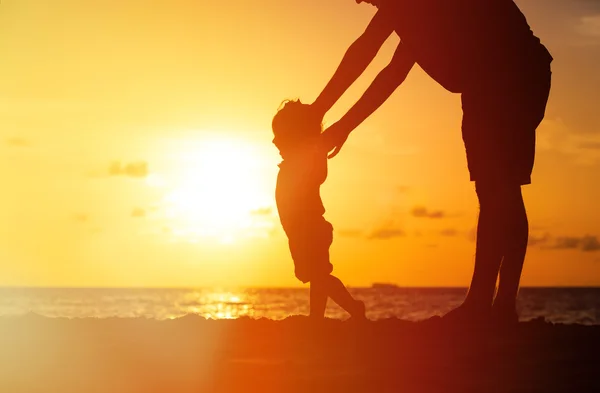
left=0, top=315, right=598, bottom=393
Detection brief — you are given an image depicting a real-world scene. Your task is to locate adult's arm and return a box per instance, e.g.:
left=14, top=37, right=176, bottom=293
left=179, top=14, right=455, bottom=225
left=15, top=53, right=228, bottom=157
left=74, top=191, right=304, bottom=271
left=312, top=10, right=395, bottom=116
left=322, top=42, right=416, bottom=158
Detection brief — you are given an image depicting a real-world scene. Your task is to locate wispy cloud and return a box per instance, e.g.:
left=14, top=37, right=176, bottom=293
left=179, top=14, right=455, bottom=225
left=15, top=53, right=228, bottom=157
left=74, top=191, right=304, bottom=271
left=440, top=228, right=458, bottom=237
left=251, top=207, right=273, bottom=216
left=581, top=236, right=600, bottom=251
left=5, top=137, right=30, bottom=147
left=109, top=161, right=149, bottom=178
left=73, top=213, right=89, bottom=223
left=131, top=208, right=146, bottom=218
left=467, top=229, right=599, bottom=252
left=411, top=206, right=445, bottom=219
left=528, top=233, right=551, bottom=247
left=537, top=119, right=600, bottom=165
left=337, top=223, right=406, bottom=240
left=576, top=14, right=600, bottom=39
left=536, top=234, right=600, bottom=252
left=552, top=236, right=586, bottom=250
left=337, top=229, right=363, bottom=238
left=366, top=219, right=406, bottom=240
left=579, top=141, right=600, bottom=149
left=367, top=227, right=406, bottom=240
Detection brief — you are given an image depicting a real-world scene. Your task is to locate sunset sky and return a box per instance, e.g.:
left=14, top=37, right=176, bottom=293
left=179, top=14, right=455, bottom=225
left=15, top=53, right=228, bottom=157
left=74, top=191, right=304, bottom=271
left=1, top=0, right=599, bottom=288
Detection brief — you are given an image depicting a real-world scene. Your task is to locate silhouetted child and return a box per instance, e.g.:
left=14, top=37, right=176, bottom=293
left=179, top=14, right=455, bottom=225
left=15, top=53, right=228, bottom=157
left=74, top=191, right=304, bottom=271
left=272, top=99, right=366, bottom=320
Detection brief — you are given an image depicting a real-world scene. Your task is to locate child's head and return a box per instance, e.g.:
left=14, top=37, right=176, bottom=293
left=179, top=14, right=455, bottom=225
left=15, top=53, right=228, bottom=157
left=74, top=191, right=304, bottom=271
left=272, top=99, right=322, bottom=157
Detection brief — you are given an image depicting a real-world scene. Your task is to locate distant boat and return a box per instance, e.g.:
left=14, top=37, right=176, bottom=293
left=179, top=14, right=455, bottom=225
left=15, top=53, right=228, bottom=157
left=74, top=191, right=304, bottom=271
left=371, top=283, right=399, bottom=289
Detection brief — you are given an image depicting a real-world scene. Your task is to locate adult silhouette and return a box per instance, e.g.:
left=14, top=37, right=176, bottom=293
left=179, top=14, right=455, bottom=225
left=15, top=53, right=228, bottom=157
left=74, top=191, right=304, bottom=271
left=312, top=0, right=552, bottom=325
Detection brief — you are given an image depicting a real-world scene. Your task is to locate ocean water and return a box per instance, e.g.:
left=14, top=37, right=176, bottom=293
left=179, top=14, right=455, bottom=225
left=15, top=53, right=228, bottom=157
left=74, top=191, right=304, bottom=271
left=0, top=287, right=598, bottom=325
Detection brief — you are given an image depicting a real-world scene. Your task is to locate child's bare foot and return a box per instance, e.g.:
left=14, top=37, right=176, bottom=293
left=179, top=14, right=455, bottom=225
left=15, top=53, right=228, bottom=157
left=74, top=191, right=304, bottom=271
left=349, top=300, right=366, bottom=321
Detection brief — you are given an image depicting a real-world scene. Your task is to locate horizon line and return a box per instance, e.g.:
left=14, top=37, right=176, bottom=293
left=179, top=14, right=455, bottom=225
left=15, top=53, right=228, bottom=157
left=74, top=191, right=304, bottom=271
left=1, top=285, right=599, bottom=290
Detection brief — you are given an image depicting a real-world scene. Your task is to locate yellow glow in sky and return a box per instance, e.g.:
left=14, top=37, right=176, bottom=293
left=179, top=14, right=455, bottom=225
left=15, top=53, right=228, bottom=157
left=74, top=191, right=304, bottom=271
left=1, top=0, right=600, bottom=287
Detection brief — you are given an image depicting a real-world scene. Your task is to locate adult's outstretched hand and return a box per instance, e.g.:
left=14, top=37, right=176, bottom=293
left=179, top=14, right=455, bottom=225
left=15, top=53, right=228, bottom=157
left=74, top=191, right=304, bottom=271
left=321, top=122, right=351, bottom=159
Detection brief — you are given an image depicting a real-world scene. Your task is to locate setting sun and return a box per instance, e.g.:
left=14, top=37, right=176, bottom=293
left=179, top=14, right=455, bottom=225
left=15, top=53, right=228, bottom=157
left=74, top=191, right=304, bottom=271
left=1, top=0, right=599, bottom=290
left=155, top=137, right=275, bottom=244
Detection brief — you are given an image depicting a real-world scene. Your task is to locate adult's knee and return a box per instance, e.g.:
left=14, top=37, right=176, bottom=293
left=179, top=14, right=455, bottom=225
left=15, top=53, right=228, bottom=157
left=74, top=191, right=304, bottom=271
left=475, top=181, right=523, bottom=211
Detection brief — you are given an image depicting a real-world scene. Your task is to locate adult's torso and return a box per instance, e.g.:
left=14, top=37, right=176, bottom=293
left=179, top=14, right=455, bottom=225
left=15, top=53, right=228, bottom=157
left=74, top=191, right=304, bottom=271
left=379, top=0, right=552, bottom=92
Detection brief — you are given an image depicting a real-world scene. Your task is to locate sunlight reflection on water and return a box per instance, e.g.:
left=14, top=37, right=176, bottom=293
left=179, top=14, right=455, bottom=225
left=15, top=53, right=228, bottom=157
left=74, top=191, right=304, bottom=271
left=0, top=287, right=599, bottom=324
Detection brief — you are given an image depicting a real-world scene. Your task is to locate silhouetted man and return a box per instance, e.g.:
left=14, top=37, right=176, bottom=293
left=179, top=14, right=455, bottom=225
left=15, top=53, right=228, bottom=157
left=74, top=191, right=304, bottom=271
left=312, top=0, right=552, bottom=325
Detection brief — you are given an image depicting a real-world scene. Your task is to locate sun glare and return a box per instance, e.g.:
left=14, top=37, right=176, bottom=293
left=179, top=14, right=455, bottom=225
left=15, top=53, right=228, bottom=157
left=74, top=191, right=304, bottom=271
left=155, top=137, right=275, bottom=244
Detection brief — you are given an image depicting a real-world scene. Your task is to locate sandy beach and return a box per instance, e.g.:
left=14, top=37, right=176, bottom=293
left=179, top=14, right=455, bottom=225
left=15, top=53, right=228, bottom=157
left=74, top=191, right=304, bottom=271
left=0, top=315, right=598, bottom=393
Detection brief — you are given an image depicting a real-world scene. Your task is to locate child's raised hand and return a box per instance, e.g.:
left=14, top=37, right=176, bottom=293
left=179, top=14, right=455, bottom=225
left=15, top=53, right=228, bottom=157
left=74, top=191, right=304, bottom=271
left=321, top=122, right=351, bottom=159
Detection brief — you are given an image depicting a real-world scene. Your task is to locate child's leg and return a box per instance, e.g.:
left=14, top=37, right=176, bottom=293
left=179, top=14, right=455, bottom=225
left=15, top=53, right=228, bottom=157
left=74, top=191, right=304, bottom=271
left=322, top=274, right=365, bottom=318
left=309, top=278, right=328, bottom=319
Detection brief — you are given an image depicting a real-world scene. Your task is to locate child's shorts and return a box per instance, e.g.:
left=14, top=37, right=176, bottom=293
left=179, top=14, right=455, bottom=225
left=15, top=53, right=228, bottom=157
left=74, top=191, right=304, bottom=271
left=287, top=218, right=334, bottom=283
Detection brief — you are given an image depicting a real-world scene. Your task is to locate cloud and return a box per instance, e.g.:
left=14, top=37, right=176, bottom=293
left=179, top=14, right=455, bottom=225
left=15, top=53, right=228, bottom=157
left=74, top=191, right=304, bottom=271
left=338, top=226, right=406, bottom=240
left=537, top=119, right=600, bottom=165
left=5, top=137, right=30, bottom=147
left=367, top=226, right=406, bottom=240
left=251, top=207, right=273, bottom=216
left=576, top=14, right=600, bottom=38
left=552, top=237, right=584, bottom=250
left=337, top=229, right=363, bottom=238
left=581, top=236, right=600, bottom=251
left=131, top=208, right=146, bottom=218
left=411, top=206, right=445, bottom=219
left=73, top=213, right=89, bottom=223
left=549, top=235, right=600, bottom=252
left=528, top=233, right=551, bottom=247
left=465, top=230, right=600, bottom=252
left=579, top=142, right=600, bottom=149
left=467, top=230, right=598, bottom=252
left=440, top=228, right=458, bottom=237
left=109, top=161, right=149, bottom=178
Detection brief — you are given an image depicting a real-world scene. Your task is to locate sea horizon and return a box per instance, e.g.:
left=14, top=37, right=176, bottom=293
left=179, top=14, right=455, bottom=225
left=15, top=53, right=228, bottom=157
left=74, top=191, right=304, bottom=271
left=2, top=286, right=598, bottom=325
left=2, top=285, right=599, bottom=289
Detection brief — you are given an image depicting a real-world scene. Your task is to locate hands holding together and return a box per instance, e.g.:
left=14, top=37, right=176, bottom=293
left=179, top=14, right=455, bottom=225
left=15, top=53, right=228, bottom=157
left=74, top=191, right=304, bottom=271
left=310, top=104, right=352, bottom=159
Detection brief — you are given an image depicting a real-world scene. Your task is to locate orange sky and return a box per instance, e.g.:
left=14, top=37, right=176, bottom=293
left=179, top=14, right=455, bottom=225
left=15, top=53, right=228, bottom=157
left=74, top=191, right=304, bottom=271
left=1, top=0, right=600, bottom=287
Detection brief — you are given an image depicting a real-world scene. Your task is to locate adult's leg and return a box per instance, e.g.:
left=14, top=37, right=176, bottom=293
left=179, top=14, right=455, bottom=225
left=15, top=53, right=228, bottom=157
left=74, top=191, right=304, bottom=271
left=494, top=182, right=529, bottom=316
left=462, top=182, right=507, bottom=311
left=446, top=182, right=524, bottom=322
left=467, top=183, right=527, bottom=306
left=493, top=66, right=551, bottom=319
left=449, top=64, right=550, bottom=324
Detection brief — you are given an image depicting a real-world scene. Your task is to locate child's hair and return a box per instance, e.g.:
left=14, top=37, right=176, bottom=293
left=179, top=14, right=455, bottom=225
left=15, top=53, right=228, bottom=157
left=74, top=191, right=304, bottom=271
left=272, top=99, right=322, bottom=155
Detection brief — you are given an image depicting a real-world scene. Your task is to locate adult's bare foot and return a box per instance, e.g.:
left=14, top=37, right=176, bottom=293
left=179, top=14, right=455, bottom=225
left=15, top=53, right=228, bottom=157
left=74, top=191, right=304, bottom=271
left=442, top=302, right=492, bottom=327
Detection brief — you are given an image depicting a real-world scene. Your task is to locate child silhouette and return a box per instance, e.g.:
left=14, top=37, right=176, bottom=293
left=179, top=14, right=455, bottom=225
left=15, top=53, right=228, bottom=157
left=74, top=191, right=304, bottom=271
left=273, top=99, right=365, bottom=320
